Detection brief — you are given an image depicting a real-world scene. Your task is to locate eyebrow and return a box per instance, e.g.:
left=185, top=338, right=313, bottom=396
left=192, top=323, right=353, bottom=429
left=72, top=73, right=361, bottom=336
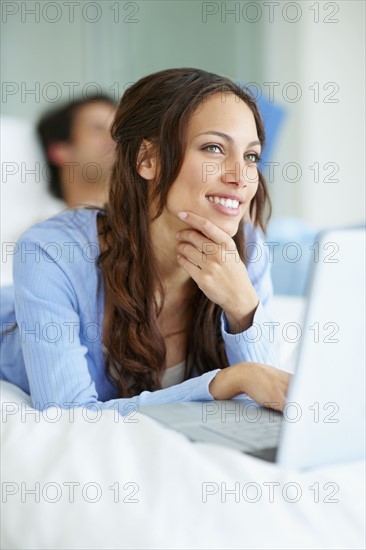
left=195, top=131, right=261, bottom=148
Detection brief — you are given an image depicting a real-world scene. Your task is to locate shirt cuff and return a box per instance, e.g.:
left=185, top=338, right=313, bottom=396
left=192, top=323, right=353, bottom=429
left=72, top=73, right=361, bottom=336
left=96, top=368, right=221, bottom=416
left=139, top=368, right=221, bottom=404
left=221, top=302, right=280, bottom=367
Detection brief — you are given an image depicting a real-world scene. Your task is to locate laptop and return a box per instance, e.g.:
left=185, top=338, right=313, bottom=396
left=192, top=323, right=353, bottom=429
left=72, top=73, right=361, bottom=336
left=140, top=227, right=366, bottom=470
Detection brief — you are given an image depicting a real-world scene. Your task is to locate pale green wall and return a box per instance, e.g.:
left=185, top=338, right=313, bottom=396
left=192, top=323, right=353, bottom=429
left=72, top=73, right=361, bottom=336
left=2, top=0, right=364, bottom=226
left=1, top=0, right=261, bottom=122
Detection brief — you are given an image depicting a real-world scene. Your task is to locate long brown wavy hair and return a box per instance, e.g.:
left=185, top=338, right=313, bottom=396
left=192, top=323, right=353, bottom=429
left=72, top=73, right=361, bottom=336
left=97, top=68, right=272, bottom=398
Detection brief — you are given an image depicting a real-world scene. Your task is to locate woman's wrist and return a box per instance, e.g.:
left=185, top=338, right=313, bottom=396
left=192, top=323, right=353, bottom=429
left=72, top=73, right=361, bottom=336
left=209, top=362, right=292, bottom=412
left=208, top=363, right=248, bottom=400
left=224, top=294, right=259, bottom=334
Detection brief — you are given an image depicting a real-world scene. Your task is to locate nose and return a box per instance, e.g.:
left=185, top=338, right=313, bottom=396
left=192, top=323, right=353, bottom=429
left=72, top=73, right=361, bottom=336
left=105, top=112, right=117, bottom=147
left=103, top=124, right=116, bottom=151
left=105, top=131, right=116, bottom=148
left=221, top=155, right=257, bottom=188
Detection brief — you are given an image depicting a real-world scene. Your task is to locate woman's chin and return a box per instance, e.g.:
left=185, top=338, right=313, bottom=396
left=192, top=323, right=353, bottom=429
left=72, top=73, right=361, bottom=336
left=214, top=211, right=245, bottom=235
left=203, top=202, right=245, bottom=236
left=214, top=219, right=241, bottom=238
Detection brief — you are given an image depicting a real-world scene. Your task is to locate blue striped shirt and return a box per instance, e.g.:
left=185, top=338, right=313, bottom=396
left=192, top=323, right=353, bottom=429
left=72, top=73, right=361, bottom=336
left=0, top=209, right=279, bottom=414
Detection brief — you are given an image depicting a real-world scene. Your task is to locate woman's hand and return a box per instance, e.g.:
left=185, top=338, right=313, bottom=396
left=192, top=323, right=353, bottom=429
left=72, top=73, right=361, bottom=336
left=209, top=362, right=292, bottom=412
left=175, top=211, right=259, bottom=332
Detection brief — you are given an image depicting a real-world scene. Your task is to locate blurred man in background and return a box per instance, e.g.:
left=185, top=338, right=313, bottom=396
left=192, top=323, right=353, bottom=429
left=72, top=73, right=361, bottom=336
left=37, top=94, right=117, bottom=208
left=1, top=94, right=117, bottom=285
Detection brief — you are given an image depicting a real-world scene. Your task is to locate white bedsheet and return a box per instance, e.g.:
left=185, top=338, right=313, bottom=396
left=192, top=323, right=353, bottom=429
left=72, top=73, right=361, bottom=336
left=1, top=379, right=365, bottom=550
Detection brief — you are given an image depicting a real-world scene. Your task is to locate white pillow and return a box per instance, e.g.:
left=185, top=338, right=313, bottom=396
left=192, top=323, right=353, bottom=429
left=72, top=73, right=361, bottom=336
left=1, top=116, right=65, bottom=285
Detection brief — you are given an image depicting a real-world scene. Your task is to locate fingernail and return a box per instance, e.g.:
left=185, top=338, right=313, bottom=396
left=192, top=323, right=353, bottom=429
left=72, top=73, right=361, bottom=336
left=178, top=211, right=187, bottom=219
left=176, top=232, right=180, bottom=239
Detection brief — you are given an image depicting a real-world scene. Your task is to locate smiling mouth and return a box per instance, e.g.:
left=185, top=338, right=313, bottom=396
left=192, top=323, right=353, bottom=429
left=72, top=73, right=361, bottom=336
left=206, top=195, right=241, bottom=209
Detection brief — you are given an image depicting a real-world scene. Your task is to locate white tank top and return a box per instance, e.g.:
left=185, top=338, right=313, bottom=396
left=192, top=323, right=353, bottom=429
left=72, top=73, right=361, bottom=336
left=161, top=361, right=186, bottom=388
left=102, top=346, right=186, bottom=389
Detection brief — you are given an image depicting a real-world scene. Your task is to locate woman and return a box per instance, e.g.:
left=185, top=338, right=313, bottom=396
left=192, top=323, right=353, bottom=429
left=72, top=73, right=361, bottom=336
left=1, top=68, right=290, bottom=415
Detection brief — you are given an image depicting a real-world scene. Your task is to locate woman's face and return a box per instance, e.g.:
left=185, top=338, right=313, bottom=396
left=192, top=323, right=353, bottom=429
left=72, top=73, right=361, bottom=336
left=163, top=92, right=261, bottom=237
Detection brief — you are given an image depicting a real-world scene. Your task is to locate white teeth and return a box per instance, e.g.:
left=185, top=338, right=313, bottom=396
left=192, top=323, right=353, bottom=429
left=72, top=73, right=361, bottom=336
left=207, top=196, right=240, bottom=209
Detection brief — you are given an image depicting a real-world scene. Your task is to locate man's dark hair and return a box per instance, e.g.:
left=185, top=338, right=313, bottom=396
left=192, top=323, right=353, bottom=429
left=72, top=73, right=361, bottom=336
left=37, top=94, right=116, bottom=200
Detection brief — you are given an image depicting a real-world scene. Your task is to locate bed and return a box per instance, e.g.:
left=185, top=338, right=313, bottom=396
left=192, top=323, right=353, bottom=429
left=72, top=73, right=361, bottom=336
left=1, top=296, right=365, bottom=549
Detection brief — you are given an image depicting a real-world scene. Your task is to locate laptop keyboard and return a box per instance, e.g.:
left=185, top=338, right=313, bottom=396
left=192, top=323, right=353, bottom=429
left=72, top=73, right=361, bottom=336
left=201, top=413, right=282, bottom=448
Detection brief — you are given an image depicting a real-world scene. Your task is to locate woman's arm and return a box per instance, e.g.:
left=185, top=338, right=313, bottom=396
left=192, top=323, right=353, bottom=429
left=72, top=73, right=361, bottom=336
left=220, top=223, right=281, bottom=368
left=12, top=227, right=221, bottom=416
left=175, top=213, right=281, bottom=369
left=12, top=215, right=285, bottom=416
left=214, top=225, right=291, bottom=410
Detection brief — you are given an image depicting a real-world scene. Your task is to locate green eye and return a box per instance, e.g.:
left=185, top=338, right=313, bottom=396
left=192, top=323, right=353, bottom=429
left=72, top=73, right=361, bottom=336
left=203, top=144, right=223, bottom=153
left=245, top=153, right=260, bottom=163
